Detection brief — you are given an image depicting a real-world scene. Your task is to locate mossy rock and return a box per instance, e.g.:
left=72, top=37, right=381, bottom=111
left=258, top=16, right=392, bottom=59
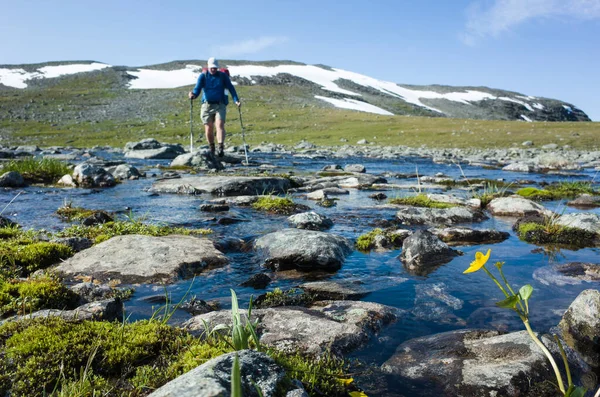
left=355, top=228, right=407, bottom=252
left=516, top=187, right=557, bottom=201
left=517, top=222, right=597, bottom=247
left=389, top=194, right=456, bottom=209
left=0, top=275, right=80, bottom=318
left=251, top=196, right=308, bottom=215
left=254, top=287, right=316, bottom=308
left=0, top=240, right=74, bottom=277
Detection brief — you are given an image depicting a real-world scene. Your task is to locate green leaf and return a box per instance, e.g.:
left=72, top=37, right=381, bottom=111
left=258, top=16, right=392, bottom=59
left=495, top=295, right=520, bottom=309
left=519, top=284, right=533, bottom=301
left=231, top=353, right=242, bottom=397
left=565, top=386, right=586, bottom=397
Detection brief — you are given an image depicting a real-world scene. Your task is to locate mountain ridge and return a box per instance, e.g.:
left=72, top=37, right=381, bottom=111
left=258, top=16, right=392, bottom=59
left=0, top=59, right=591, bottom=122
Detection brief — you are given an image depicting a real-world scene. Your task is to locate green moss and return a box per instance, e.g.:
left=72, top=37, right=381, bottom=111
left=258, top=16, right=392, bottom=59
left=517, top=222, right=597, bottom=247
left=546, top=181, right=598, bottom=197
left=0, top=275, right=80, bottom=318
left=389, top=194, right=455, bottom=209
left=0, top=158, right=72, bottom=184
left=251, top=196, right=296, bottom=215
left=355, top=228, right=405, bottom=252
left=57, top=220, right=212, bottom=244
left=0, top=226, right=24, bottom=240
left=316, top=171, right=353, bottom=177
left=516, top=187, right=558, bottom=200
left=0, top=317, right=231, bottom=396
left=269, top=349, right=350, bottom=396
left=0, top=240, right=73, bottom=277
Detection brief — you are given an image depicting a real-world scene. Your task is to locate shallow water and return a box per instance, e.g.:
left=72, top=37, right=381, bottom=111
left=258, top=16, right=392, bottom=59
left=2, top=151, right=599, bottom=394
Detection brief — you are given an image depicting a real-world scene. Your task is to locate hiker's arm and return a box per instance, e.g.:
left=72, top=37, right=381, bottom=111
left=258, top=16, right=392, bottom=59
left=224, top=76, right=240, bottom=106
left=189, top=73, right=205, bottom=99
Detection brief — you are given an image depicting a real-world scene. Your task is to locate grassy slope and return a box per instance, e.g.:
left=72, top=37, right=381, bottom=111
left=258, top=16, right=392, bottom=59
left=1, top=73, right=599, bottom=149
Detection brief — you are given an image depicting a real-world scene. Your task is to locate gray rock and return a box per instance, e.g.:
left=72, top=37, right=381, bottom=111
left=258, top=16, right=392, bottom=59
left=400, top=230, right=458, bottom=276
left=559, top=289, right=600, bottom=369
left=321, top=164, right=343, bottom=171
left=426, top=193, right=481, bottom=208
left=125, top=138, right=162, bottom=151
left=534, top=262, right=600, bottom=286
left=301, top=276, right=408, bottom=301
left=344, top=164, right=366, bottom=173
left=430, top=227, right=510, bottom=245
left=535, top=153, right=580, bottom=170
left=522, top=140, right=534, bottom=146
left=357, top=139, right=368, bottom=144
left=381, top=329, right=559, bottom=396
left=125, top=146, right=184, bottom=160
left=151, top=176, right=291, bottom=196
left=240, top=273, right=272, bottom=289
left=107, top=164, right=143, bottom=180
left=395, top=205, right=487, bottom=226
left=183, top=300, right=399, bottom=357
left=54, top=235, right=228, bottom=283
left=412, top=283, right=465, bottom=326
left=542, top=143, right=559, bottom=150
left=287, top=211, right=333, bottom=230
left=568, top=194, right=600, bottom=209
left=15, top=145, right=40, bottom=153
left=57, top=174, right=76, bottom=187
left=487, top=196, right=553, bottom=217
left=0, top=299, right=122, bottom=325
left=0, top=171, right=26, bottom=187
left=73, top=163, right=116, bottom=188
left=70, top=282, right=115, bottom=303
left=556, top=212, right=600, bottom=234
left=255, top=228, right=352, bottom=271
left=148, top=350, right=285, bottom=397
left=0, top=216, right=17, bottom=227
left=502, top=162, right=535, bottom=172
left=53, top=236, right=94, bottom=252
left=200, top=204, right=230, bottom=212
left=170, top=151, right=223, bottom=170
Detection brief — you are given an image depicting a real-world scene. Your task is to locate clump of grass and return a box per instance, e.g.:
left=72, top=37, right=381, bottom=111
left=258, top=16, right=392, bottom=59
left=474, top=181, right=513, bottom=208
left=547, top=181, right=597, bottom=197
left=254, top=287, right=315, bottom=308
left=56, top=205, right=98, bottom=222
left=57, top=220, right=212, bottom=244
left=251, top=195, right=296, bottom=215
left=389, top=194, right=455, bottom=209
left=0, top=274, right=80, bottom=318
left=0, top=158, right=71, bottom=184
left=516, top=222, right=596, bottom=247
left=355, top=228, right=405, bottom=252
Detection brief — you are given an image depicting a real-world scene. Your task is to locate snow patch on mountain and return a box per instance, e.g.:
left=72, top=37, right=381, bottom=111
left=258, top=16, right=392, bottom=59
left=0, top=63, right=110, bottom=88
left=315, top=95, right=394, bottom=115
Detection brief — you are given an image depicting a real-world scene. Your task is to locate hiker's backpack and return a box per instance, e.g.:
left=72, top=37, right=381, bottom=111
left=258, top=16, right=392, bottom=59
left=201, top=67, right=230, bottom=105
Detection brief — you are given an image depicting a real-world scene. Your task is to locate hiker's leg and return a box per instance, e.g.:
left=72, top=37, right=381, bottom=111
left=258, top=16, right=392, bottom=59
left=204, top=120, right=214, bottom=145
left=215, top=119, right=226, bottom=145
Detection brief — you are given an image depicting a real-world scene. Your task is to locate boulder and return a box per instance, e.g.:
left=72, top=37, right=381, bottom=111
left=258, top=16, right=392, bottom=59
left=57, top=174, right=76, bottom=187
left=54, top=234, right=228, bottom=283
left=107, top=164, right=143, bottom=180
left=559, top=289, right=600, bottom=369
left=487, top=196, right=553, bottom=217
left=125, top=146, right=185, bottom=160
left=400, top=230, right=459, bottom=276
left=430, top=227, right=510, bottom=245
left=53, top=237, right=94, bottom=252
left=240, top=273, right=272, bottom=289
left=169, top=151, right=223, bottom=170
left=70, top=282, right=116, bottom=303
left=502, top=162, right=535, bottom=173
left=344, top=164, right=366, bottom=173
left=556, top=213, right=600, bottom=234
left=254, top=228, right=352, bottom=271
left=381, top=329, right=561, bottom=396
left=287, top=211, right=333, bottom=231
left=395, top=206, right=487, bottom=226
left=148, top=350, right=284, bottom=397
left=568, top=194, right=600, bottom=209
left=183, top=300, right=399, bottom=357
left=534, top=262, right=600, bottom=286
left=426, top=193, right=481, bottom=208
left=124, top=138, right=162, bottom=151
left=150, top=176, right=291, bottom=196
left=0, top=215, right=17, bottom=228
left=72, top=163, right=116, bottom=188
left=0, top=171, right=26, bottom=187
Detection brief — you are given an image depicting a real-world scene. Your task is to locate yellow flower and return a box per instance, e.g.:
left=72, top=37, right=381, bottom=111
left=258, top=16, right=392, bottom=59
left=463, top=249, right=491, bottom=274
left=349, top=392, right=368, bottom=397
left=339, top=378, right=354, bottom=386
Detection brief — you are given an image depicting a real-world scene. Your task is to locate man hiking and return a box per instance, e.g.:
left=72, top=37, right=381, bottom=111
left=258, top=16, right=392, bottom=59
left=188, top=57, right=240, bottom=157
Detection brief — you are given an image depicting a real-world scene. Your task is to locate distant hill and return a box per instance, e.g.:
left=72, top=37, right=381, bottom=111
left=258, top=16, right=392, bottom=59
left=0, top=60, right=591, bottom=122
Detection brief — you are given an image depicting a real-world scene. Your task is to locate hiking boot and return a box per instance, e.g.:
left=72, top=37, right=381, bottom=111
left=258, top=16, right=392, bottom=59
left=209, top=143, right=215, bottom=155
left=217, top=144, right=224, bottom=158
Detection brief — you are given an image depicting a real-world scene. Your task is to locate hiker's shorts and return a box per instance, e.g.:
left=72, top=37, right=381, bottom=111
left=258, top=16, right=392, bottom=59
left=201, top=102, right=227, bottom=124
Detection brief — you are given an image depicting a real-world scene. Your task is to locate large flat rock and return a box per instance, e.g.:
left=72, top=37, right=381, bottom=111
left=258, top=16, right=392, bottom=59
left=54, top=234, right=228, bottom=284
left=150, top=176, right=291, bottom=196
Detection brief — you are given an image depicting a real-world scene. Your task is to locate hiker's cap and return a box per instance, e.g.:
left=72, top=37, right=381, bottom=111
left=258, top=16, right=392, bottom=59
left=207, top=57, right=219, bottom=68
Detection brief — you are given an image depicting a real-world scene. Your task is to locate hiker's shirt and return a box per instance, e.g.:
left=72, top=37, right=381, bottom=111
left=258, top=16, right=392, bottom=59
left=192, top=72, right=239, bottom=105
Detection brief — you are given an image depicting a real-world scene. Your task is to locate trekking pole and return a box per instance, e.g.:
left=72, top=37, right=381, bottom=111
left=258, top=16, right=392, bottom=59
left=189, top=99, right=194, bottom=153
left=238, top=106, right=249, bottom=165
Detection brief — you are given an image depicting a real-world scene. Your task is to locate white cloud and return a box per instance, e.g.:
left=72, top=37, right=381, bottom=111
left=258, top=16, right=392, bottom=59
left=212, top=36, right=289, bottom=57
left=462, top=0, right=600, bottom=45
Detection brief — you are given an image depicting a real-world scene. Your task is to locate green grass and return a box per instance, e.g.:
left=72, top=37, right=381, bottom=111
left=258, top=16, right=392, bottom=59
left=388, top=194, right=456, bottom=209
left=516, top=187, right=557, bottom=201
left=0, top=158, right=72, bottom=184
left=57, top=220, right=212, bottom=244
left=0, top=238, right=73, bottom=278
left=55, top=206, right=99, bottom=222
left=517, top=182, right=598, bottom=201
left=2, top=83, right=600, bottom=150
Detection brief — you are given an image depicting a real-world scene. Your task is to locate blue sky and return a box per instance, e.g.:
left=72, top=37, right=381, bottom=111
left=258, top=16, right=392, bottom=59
left=1, top=0, right=599, bottom=120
